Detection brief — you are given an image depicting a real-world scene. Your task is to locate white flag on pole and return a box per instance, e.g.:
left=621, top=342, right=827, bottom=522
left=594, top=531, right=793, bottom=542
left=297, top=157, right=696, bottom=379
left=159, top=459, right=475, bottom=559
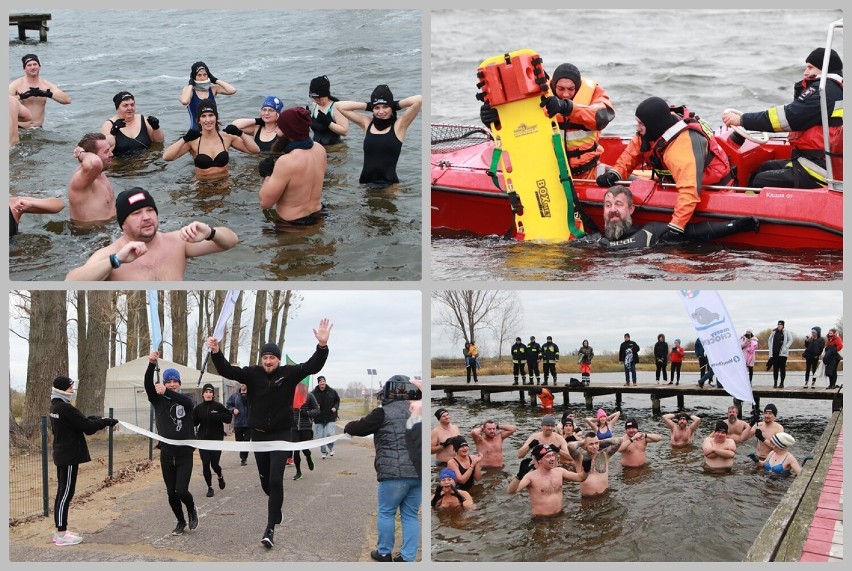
left=213, top=290, right=241, bottom=341
left=678, top=290, right=754, bottom=404
left=146, top=290, right=162, bottom=352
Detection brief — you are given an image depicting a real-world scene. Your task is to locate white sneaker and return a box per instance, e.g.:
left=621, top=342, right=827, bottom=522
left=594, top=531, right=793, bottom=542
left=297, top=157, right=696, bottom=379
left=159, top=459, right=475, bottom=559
left=53, top=532, right=83, bottom=546
left=52, top=531, right=82, bottom=543
left=329, top=450, right=334, bottom=457
left=321, top=453, right=327, bottom=459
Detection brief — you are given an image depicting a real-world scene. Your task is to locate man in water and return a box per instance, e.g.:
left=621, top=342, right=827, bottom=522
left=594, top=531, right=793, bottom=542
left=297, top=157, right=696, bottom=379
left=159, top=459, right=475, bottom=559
left=742, top=403, right=785, bottom=462
left=723, top=405, right=751, bottom=443
left=9, top=54, right=72, bottom=128
left=470, top=419, right=517, bottom=469
left=65, top=188, right=238, bottom=281
left=516, top=415, right=571, bottom=463
left=578, top=187, right=759, bottom=249
left=430, top=408, right=460, bottom=467
left=258, top=106, right=327, bottom=226
left=662, top=412, right=701, bottom=447
left=68, top=133, right=115, bottom=224
left=567, top=432, right=626, bottom=496
left=702, top=421, right=737, bottom=472
left=619, top=418, right=662, bottom=468
left=507, top=443, right=590, bottom=516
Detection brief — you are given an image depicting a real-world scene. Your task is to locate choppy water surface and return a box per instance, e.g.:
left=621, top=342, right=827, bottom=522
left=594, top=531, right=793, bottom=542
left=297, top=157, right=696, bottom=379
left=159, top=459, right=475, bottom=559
left=430, top=372, right=833, bottom=562
left=9, top=9, right=422, bottom=281
left=430, top=9, right=843, bottom=281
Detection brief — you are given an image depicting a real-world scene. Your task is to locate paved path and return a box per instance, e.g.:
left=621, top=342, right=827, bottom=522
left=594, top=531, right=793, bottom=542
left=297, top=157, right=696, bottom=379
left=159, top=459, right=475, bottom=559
left=9, top=435, right=419, bottom=562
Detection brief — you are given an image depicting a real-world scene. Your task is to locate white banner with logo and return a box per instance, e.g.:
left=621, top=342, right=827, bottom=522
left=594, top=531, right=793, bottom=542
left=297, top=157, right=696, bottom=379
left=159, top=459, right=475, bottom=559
left=678, top=290, right=754, bottom=404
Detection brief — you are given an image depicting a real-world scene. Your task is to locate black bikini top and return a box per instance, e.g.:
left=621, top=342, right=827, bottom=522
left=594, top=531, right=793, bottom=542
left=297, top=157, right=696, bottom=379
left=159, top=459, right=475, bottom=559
left=194, top=132, right=229, bottom=169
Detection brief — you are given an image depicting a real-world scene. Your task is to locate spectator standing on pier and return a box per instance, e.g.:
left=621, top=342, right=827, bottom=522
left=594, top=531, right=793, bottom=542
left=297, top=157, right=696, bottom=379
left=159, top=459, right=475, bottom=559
left=653, top=334, right=669, bottom=384
left=803, top=327, right=826, bottom=389
left=767, top=320, right=793, bottom=388
left=740, top=330, right=758, bottom=384
left=822, top=328, right=843, bottom=389
left=577, top=339, right=594, bottom=386
left=527, top=336, right=542, bottom=385
left=542, top=336, right=560, bottom=385
left=462, top=341, right=478, bottom=384
left=511, top=337, right=528, bottom=386
left=619, top=333, right=640, bottom=386
left=431, top=408, right=460, bottom=467
left=669, top=339, right=684, bottom=385
left=695, top=337, right=716, bottom=388
left=470, top=420, right=517, bottom=469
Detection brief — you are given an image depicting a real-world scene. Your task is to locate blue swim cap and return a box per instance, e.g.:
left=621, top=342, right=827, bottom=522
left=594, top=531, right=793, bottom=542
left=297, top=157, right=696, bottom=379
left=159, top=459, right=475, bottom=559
left=261, top=96, right=284, bottom=114
left=162, top=368, right=181, bottom=383
left=438, top=468, right=456, bottom=481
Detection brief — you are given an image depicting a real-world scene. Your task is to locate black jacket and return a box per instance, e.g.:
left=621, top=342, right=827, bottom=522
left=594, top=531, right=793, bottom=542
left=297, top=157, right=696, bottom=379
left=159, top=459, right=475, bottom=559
left=49, top=399, right=112, bottom=466
left=292, top=392, right=320, bottom=431
left=210, top=345, right=328, bottom=433
left=144, top=362, right=196, bottom=456
left=192, top=399, right=233, bottom=440
left=311, top=385, right=341, bottom=424
left=619, top=340, right=640, bottom=363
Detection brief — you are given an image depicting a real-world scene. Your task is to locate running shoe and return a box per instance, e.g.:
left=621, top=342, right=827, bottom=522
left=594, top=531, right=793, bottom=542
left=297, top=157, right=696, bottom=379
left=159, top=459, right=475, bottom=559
left=188, top=507, right=199, bottom=530
left=218, top=476, right=226, bottom=490
left=307, top=456, right=314, bottom=471
left=53, top=532, right=83, bottom=546
left=262, top=526, right=274, bottom=548
left=370, top=550, right=392, bottom=562
left=206, top=487, right=214, bottom=497
left=173, top=522, right=186, bottom=535
left=329, top=450, right=334, bottom=457
left=293, top=472, right=303, bottom=480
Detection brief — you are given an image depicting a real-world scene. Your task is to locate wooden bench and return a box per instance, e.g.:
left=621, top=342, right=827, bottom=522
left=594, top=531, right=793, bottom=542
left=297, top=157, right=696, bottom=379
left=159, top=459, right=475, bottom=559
left=9, top=13, right=51, bottom=42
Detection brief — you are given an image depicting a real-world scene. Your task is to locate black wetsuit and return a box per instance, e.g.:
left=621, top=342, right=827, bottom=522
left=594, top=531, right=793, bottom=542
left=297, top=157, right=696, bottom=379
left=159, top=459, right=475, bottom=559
left=577, top=218, right=759, bottom=250
left=113, top=116, right=153, bottom=156
left=360, top=120, right=402, bottom=186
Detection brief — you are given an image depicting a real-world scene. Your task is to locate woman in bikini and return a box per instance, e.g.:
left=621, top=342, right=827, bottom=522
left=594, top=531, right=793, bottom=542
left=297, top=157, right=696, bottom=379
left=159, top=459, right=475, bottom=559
left=763, top=432, right=802, bottom=476
left=163, top=99, right=259, bottom=181
left=100, top=91, right=165, bottom=156
left=335, top=85, right=421, bottom=188
left=230, top=95, right=284, bottom=153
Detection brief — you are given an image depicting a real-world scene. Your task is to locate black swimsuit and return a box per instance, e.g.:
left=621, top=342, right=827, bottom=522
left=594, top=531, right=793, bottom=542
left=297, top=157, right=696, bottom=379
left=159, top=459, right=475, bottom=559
left=193, top=132, right=229, bottom=169
left=112, top=116, right=153, bottom=156
left=253, top=127, right=278, bottom=153
left=359, top=120, right=402, bottom=186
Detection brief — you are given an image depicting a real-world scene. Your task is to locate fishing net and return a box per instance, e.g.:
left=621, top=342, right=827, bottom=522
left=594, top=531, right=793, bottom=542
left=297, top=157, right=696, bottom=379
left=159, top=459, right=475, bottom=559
left=431, top=124, right=492, bottom=153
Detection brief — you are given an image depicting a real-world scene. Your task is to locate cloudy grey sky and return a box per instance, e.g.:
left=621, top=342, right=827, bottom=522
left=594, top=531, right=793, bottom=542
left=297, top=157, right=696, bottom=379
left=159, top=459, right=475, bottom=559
left=9, top=290, right=422, bottom=391
left=431, top=289, right=843, bottom=358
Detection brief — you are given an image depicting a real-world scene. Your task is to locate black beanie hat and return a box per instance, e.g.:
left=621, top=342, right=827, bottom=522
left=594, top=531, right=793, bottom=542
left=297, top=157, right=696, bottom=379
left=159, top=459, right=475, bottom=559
left=309, top=75, right=331, bottom=98
left=115, top=188, right=158, bottom=229
left=195, top=98, right=218, bottom=118
left=550, top=63, right=581, bottom=93
left=202, top=383, right=215, bottom=394
left=113, top=91, right=134, bottom=109
left=22, top=54, right=40, bottom=68
left=370, top=84, right=394, bottom=107
left=190, top=61, right=208, bottom=80
left=806, top=48, right=842, bottom=74
left=53, top=376, right=74, bottom=390
left=635, top=96, right=678, bottom=142
left=261, top=342, right=281, bottom=360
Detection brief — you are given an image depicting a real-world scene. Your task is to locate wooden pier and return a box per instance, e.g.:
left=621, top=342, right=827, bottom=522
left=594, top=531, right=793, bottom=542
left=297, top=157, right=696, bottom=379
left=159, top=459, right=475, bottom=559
left=431, top=377, right=843, bottom=415
left=9, top=13, right=51, bottom=42
left=745, top=409, right=843, bottom=562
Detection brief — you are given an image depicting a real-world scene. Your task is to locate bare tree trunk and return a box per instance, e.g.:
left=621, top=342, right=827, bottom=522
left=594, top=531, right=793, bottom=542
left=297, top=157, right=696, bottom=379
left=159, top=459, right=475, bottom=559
left=249, top=290, right=267, bottom=365
left=170, top=290, right=188, bottom=364
left=135, top=291, right=150, bottom=358
left=126, top=292, right=139, bottom=362
left=268, top=290, right=281, bottom=349
left=432, top=290, right=524, bottom=361
left=76, top=291, right=87, bottom=378
left=195, top=291, right=209, bottom=370
left=109, top=292, right=118, bottom=367
left=276, top=290, right=293, bottom=349
left=209, top=290, right=226, bottom=372
left=22, top=291, right=68, bottom=435
left=76, top=290, right=112, bottom=416
left=229, top=291, right=243, bottom=364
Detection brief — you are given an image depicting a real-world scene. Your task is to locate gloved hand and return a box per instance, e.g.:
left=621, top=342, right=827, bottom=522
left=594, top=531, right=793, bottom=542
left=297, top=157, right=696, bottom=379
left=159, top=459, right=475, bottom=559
left=747, top=452, right=759, bottom=463
left=748, top=409, right=760, bottom=426
left=541, top=96, right=573, bottom=118
left=582, top=457, right=592, bottom=473
left=188, top=78, right=196, bottom=86
left=208, top=71, right=219, bottom=84
left=659, top=223, right=686, bottom=243
left=182, top=129, right=202, bottom=143
left=43, top=89, right=53, bottom=99
left=391, top=100, right=402, bottom=111
left=254, top=117, right=265, bottom=127
left=19, top=87, right=39, bottom=100
left=315, top=110, right=333, bottom=127
left=516, top=457, right=535, bottom=480
left=109, top=119, right=127, bottom=136
left=479, top=103, right=499, bottom=126
left=754, top=428, right=764, bottom=442
left=147, top=116, right=160, bottom=130
left=596, top=169, right=621, bottom=187
left=528, top=439, right=540, bottom=450
left=103, top=418, right=119, bottom=427
left=258, top=156, right=276, bottom=178
left=365, top=101, right=374, bottom=112
left=452, top=488, right=466, bottom=503
left=223, top=124, right=243, bottom=137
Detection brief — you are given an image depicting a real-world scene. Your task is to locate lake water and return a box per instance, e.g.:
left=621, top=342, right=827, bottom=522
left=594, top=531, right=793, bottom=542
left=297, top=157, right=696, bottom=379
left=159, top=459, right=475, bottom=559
left=430, top=371, right=835, bottom=562
left=8, top=9, right=423, bottom=281
left=430, top=9, right=844, bottom=281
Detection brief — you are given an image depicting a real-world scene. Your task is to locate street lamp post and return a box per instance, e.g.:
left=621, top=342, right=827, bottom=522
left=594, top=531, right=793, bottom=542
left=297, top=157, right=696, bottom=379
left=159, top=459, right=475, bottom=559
left=367, top=368, right=377, bottom=408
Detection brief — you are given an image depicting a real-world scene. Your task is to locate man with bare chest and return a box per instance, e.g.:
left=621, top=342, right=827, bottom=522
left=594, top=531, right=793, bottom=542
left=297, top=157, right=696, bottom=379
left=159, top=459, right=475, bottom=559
left=68, top=133, right=115, bottom=224
left=9, top=54, right=71, bottom=128
left=507, top=444, right=589, bottom=516
left=517, top=415, right=571, bottom=464
left=742, top=403, right=784, bottom=462
left=258, top=106, right=327, bottom=225
left=65, top=188, right=238, bottom=281
left=702, top=421, right=737, bottom=472
left=662, top=412, right=701, bottom=447
left=619, top=418, right=662, bottom=468
left=568, top=433, right=627, bottom=497
left=723, top=405, right=751, bottom=443
left=430, top=408, right=460, bottom=466
left=470, top=420, right=517, bottom=469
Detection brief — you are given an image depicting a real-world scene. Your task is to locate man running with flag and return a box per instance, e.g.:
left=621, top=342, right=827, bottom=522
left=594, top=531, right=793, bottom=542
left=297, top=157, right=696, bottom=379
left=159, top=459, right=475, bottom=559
left=206, top=318, right=332, bottom=549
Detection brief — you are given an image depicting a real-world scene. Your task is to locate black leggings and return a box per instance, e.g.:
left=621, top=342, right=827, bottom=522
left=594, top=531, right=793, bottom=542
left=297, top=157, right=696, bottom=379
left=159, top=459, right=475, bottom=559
left=655, top=361, right=668, bottom=381
left=291, top=428, right=314, bottom=473
left=54, top=464, right=79, bottom=532
left=199, top=447, right=223, bottom=487
left=805, top=356, right=820, bottom=382
left=670, top=362, right=681, bottom=383
left=234, top=427, right=251, bottom=461
left=252, top=429, right=290, bottom=527
left=160, top=451, right=195, bottom=524
left=772, top=356, right=788, bottom=382
left=466, top=364, right=478, bottom=383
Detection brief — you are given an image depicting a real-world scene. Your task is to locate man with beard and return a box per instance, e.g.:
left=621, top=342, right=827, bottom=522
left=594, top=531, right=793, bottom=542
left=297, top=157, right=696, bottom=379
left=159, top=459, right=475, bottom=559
left=508, top=443, right=590, bottom=516
left=516, top=415, right=572, bottom=464
left=258, top=106, right=327, bottom=226
left=662, top=411, right=702, bottom=447
left=65, top=188, right=238, bottom=281
left=723, top=405, right=751, bottom=443
left=580, top=186, right=759, bottom=249
left=742, top=403, right=785, bottom=462
left=68, top=132, right=115, bottom=225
